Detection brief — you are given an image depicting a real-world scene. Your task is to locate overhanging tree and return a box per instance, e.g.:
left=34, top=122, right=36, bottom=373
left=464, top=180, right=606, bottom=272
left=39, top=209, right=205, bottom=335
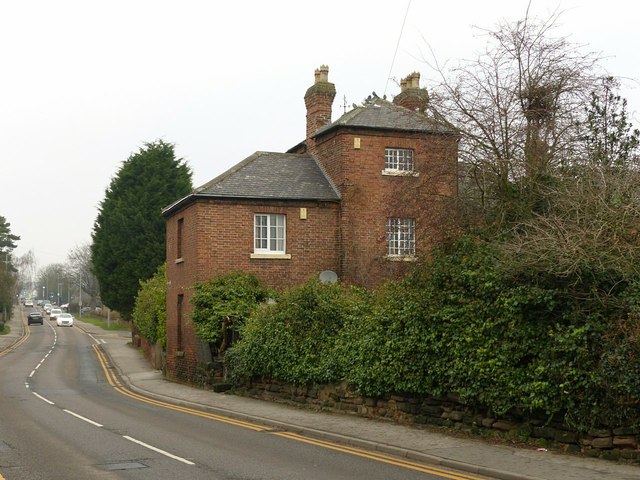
left=91, top=140, right=192, bottom=318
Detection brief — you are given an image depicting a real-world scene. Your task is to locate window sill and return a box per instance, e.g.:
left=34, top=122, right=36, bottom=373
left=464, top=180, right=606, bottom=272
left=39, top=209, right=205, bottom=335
left=385, top=255, right=418, bottom=262
left=381, top=170, right=419, bottom=177
left=250, top=253, right=292, bottom=260
left=175, top=257, right=184, bottom=264
left=381, top=170, right=420, bottom=177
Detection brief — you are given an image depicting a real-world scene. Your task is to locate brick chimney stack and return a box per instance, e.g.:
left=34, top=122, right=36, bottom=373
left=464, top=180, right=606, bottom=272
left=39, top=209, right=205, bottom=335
left=304, top=65, right=336, bottom=146
left=393, top=72, right=429, bottom=113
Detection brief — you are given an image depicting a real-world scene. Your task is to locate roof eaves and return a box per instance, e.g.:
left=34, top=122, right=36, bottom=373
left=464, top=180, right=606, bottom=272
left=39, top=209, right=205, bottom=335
left=162, top=193, right=197, bottom=217
left=313, top=122, right=456, bottom=138
left=286, top=139, right=307, bottom=153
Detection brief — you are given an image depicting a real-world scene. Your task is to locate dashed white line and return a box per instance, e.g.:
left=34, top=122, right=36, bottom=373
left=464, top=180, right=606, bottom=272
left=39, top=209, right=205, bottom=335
left=123, top=436, right=195, bottom=465
left=32, top=392, right=55, bottom=405
left=63, top=409, right=103, bottom=427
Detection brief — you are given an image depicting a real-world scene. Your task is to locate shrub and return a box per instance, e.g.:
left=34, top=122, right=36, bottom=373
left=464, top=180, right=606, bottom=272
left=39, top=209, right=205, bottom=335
left=191, top=272, right=269, bottom=356
left=227, top=235, right=640, bottom=430
left=228, top=279, right=357, bottom=385
left=131, top=263, right=166, bottom=347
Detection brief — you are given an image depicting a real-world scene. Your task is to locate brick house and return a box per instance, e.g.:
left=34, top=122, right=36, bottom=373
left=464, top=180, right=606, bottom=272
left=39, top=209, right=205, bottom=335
left=162, top=66, right=459, bottom=382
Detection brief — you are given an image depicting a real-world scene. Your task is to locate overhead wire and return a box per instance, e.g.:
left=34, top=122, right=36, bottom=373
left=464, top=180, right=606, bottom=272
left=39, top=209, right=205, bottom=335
left=384, top=0, right=412, bottom=98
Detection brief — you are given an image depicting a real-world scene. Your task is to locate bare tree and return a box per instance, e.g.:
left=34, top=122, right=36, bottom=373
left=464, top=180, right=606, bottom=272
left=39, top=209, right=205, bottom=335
left=427, top=10, right=602, bottom=226
left=37, top=263, right=66, bottom=304
left=66, top=244, right=100, bottom=301
left=13, top=250, right=37, bottom=298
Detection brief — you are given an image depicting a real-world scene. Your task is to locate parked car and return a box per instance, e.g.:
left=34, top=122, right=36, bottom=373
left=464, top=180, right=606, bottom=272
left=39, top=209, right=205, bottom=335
left=50, top=308, right=62, bottom=321
left=27, top=311, right=44, bottom=325
left=56, top=313, right=74, bottom=327
left=24, top=299, right=34, bottom=307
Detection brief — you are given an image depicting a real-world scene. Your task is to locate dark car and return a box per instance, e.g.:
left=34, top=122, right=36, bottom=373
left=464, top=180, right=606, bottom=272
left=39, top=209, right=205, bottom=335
left=28, top=312, right=44, bottom=325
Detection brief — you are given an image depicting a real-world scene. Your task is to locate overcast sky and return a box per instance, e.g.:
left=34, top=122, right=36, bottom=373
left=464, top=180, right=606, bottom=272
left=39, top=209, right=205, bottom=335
left=2, top=0, right=638, bottom=272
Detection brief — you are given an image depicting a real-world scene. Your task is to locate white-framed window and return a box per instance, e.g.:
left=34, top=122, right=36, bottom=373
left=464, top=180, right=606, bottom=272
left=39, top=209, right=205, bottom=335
left=384, top=148, right=414, bottom=172
left=386, top=218, right=415, bottom=257
left=254, top=214, right=286, bottom=254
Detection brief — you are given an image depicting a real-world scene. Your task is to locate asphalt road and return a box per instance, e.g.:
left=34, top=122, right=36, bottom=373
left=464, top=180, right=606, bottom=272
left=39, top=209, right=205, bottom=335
left=0, top=308, right=482, bottom=480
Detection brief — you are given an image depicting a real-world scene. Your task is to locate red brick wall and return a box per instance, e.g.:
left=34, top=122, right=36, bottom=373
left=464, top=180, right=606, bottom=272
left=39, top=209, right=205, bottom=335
left=164, top=118, right=458, bottom=382
left=165, top=199, right=340, bottom=382
left=165, top=203, right=200, bottom=381
left=314, top=128, right=458, bottom=288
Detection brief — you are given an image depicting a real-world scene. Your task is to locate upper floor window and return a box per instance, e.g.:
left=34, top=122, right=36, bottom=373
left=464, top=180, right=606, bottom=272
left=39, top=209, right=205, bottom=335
left=384, top=148, right=414, bottom=173
left=254, top=214, right=286, bottom=254
left=386, top=218, right=415, bottom=257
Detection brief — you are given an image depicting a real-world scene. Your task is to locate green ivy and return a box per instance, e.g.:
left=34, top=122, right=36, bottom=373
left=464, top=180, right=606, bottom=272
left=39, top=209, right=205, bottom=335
left=191, top=272, right=269, bottom=352
left=227, top=280, right=358, bottom=385
left=226, top=236, right=640, bottom=430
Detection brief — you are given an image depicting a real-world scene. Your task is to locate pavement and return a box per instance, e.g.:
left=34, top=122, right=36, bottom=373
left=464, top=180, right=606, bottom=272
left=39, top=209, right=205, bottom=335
left=2, top=306, right=639, bottom=480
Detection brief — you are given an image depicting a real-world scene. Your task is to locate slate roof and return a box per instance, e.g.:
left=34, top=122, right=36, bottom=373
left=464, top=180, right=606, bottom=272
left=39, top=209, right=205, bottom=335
left=314, top=97, right=456, bottom=137
left=162, top=152, right=340, bottom=216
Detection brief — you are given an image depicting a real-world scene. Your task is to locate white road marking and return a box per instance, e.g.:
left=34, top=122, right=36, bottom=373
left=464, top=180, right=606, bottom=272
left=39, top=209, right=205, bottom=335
left=32, top=392, right=55, bottom=405
left=123, top=436, right=195, bottom=465
left=63, top=409, right=103, bottom=427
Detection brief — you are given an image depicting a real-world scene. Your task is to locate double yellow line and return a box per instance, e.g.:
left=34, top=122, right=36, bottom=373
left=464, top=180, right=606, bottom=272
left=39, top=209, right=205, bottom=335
left=0, top=311, right=30, bottom=358
left=92, top=344, right=483, bottom=480
left=92, top=344, right=264, bottom=431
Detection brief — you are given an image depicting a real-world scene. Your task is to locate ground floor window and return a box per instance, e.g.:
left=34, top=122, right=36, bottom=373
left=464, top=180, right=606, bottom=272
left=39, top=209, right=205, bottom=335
left=254, top=214, right=286, bottom=254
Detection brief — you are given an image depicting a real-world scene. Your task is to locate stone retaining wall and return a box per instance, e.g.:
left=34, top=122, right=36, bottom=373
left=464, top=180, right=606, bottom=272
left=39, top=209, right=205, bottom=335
left=240, top=379, right=640, bottom=462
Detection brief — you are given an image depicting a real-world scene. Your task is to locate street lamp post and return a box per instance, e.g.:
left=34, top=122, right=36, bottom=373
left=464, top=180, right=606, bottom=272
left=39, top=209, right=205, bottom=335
left=78, top=273, right=82, bottom=318
left=42, top=286, right=45, bottom=302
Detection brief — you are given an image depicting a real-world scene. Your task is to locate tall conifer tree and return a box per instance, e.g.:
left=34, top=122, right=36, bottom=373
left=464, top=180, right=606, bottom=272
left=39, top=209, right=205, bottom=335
left=91, top=140, right=192, bottom=318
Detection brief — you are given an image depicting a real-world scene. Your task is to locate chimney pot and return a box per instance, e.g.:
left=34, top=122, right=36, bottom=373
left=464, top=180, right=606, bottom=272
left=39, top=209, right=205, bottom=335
left=305, top=65, right=336, bottom=148
left=410, top=72, right=420, bottom=89
left=315, top=65, right=330, bottom=84
left=393, top=71, right=428, bottom=113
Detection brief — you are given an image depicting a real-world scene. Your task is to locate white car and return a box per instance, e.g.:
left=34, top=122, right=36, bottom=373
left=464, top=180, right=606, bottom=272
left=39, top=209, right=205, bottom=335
left=50, top=308, right=62, bottom=321
left=24, top=299, right=34, bottom=307
left=56, top=313, right=74, bottom=327
left=44, top=303, right=52, bottom=314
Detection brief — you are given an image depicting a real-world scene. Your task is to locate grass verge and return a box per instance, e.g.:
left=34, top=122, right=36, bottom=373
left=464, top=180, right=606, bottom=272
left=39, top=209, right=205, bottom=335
left=78, top=313, right=130, bottom=331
